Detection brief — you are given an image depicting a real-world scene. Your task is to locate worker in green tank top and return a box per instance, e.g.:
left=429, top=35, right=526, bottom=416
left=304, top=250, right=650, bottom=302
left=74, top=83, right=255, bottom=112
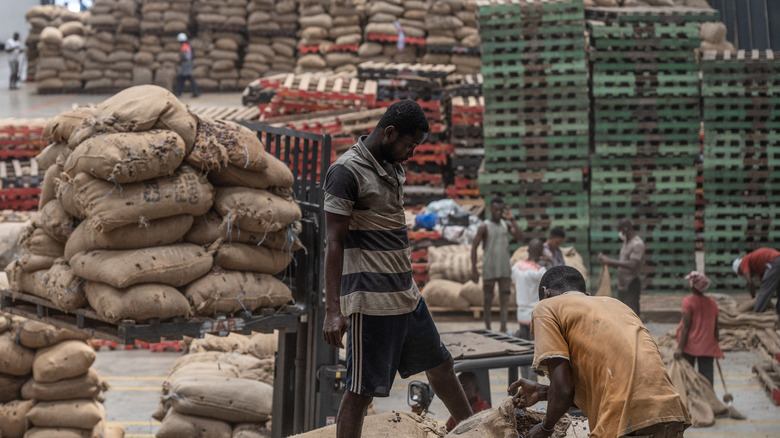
left=471, top=197, right=524, bottom=333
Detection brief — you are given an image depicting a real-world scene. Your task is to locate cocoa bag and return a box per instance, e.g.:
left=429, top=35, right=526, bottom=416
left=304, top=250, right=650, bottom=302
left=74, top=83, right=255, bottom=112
left=26, top=399, right=104, bottom=429
left=156, top=409, right=232, bottom=438
left=26, top=368, right=106, bottom=401
left=187, top=117, right=268, bottom=172
left=0, top=332, right=35, bottom=376
left=84, top=282, right=192, bottom=322
left=44, top=258, right=87, bottom=311
left=184, top=270, right=292, bottom=315
left=215, top=243, right=292, bottom=274
left=40, top=164, right=62, bottom=209
left=0, top=399, right=35, bottom=438
left=421, top=279, right=470, bottom=310
left=34, top=200, right=77, bottom=243
left=185, top=210, right=303, bottom=252
left=33, top=340, right=95, bottom=383
left=43, top=106, right=99, bottom=144
left=209, top=153, right=294, bottom=190
left=168, top=375, right=273, bottom=422
left=17, top=320, right=87, bottom=349
left=214, top=187, right=301, bottom=233
left=0, top=373, right=26, bottom=403
left=35, top=142, right=70, bottom=170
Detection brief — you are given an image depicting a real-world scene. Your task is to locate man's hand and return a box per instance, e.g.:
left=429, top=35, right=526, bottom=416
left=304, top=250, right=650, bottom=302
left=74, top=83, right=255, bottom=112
left=673, top=348, right=683, bottom=360
left=470, top=269, right=480, bottom=284
left=508, top=378, right=544, bottom=409
left=525, top=423, right=554, bottom=438
left=323, top=310, right=348, bottom=349
left=598, top=253, right=609, bottom=265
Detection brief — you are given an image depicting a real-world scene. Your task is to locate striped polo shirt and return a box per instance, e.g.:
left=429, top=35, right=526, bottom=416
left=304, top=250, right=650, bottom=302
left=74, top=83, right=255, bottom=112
left=324, top=137, right=421, bottom=317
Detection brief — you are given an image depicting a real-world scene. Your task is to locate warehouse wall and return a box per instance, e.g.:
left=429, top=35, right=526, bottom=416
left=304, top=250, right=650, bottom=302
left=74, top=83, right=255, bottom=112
left=1, top=0, right=39, bottom=44
left=707, top=0, right=780, bottom=50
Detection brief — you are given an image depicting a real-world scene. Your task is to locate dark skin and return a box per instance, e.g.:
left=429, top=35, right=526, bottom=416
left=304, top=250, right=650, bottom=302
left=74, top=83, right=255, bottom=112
left=674, top=287, right=720, bottom=360
left=323, top=125, right=472, bottom=438
left=598, top=221, right=639, bottom=270
left=470, top=202, right=524, bottom=283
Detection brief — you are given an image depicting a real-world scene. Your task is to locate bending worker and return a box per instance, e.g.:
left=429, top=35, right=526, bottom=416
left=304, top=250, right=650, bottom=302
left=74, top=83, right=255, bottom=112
left=508, top=266, right=689, bottom=438
left=733, top=247, right=780, bottom=319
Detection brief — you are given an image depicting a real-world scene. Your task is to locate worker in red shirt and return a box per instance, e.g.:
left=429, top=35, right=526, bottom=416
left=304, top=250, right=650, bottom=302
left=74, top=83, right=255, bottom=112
left=733, top=247, right=780, bottom=318
left=674, top=271, right=723, bottom=385
left=445, top=372, right=490, bottom=431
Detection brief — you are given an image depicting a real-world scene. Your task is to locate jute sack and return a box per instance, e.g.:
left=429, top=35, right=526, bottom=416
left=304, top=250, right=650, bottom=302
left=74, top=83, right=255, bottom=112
left=246, top=332, right=278, bottom=359
left=64, top=215, right=193, bottom=261
left=596, top=263, right=612, bottom=297
left=290, top=411, right=446, bottom=437
left=33, top=340, right=95, bottom=383
left=34, top=200, right=76, bottom=243
left=43, top=106, right=99, bottom=144
left=215, top=243, right=292, bottom=275
left=5, top=260, right=49, bottom=299
left=23, top=427, right=102, bottom=438
left=447, top=397, right=570, bottom=438
left=184, top=270, right=293, bottom=315
left=187, top=332, right=250, bottom=355
left=26, top=368, right=107, bottom=401
left=0, top=313, right=11, bottom=333
left=209, top=153, right=294, bottom=190
left=233, top=423, right=269, bottom=438
left=422, top=280, right=470, bottom=310
left=166, top=351, right=224, bottom=374
left=428, top=254, right=471, bottom=283
left=156, top=409, right=232, bottom=438
left=68, top=85, right=198, bottom=152
left=0, top=373, right=26, bottom=403
left=44, top=258, right=87, bottom=311
left=26, top=399, right=104, bottom=429
left=73, top=165, right=214, bottom=232
left=185, top=210, right=304, bottom=252
left=20, top=226, right=65, bottom=259
left=166, top=361, right=240, bottom=384
left=71, top=244, right=213, bottom=289
left=55, top=171, right=86, bottom=220
left=35, top=143, right=70, bottom=170
left=0, top=332, right=35, bottom=376
left=84, top=282, right=192, bottom=323
left=0, top=399, right=35, bottom=438
left=187, top=117, right=269, bottom=172
left=168, top=375, right=273, bottom=422
left=297, top=54, right=327, bottom=69
left=668, top=358, right=727, bottom=427
left=40, top=164, right=61, bottom=209
left=64, top=130, right=186, bottom=184
left=215, top=187, right=301, bottom=234
left=17, top=320, right=87, bottom=349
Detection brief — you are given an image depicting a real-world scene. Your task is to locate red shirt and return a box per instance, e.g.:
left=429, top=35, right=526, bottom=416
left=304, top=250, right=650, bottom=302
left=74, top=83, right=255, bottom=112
left=446, top=396, right=490, bottom=431
left=677, top=294, right=723, bottom=358
left=740, top=248, right=780, bottom=277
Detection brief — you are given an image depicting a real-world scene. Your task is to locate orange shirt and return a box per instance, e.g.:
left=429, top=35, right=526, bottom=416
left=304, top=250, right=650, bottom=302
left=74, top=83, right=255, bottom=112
left=677, top=294, right=724, bottom=358
left=740, top=248, right=780, bottom=277
left=532, top=293, right=689, bottom=438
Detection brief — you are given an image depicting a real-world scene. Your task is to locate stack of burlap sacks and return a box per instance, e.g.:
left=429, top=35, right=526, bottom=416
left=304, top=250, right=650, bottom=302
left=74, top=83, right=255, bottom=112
left=699, top=22, right=736, bottom=53
left=0, top=314, right=124, bottom=438
left=25, top=5, right=83, bottom=80
left=246, top=0, right=299, bottom=76
left=296, top=0, right=365, bottom=72
left=34, top=27, right=69, bottom=92
left=584, top=0, right=711, bottom=7
left=5, top=85, right=301, bottom=324
left=82, top=0, right=142, bottom=92
left=151, top=332, right=278, bottom=437
left=140, top=0, right=193, bottom=90
left=424, top=0, right=481, bottom=75
left=191, top=0, right=248, bottom=91
left=361, top=0, right=423, bottom=64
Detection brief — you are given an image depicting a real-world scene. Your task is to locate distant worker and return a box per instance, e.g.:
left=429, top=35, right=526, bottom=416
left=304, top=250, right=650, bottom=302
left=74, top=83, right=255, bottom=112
left=599, top=218, right=645, bottom=317
left=512, top=238, right=546, bottom=381
left=733, top=247, right=780, bottom=318
left=508, top=266, right=690, bottom=438
left=5, top=32, right=24, bottom=90
left=471, top=197, right=524, bottom=333
left=542, top=226, right=566, bottom=268
left=445, top=372, right=491, bottom=431
left=174, top=33, right=202, bottom=98
left=674, top=271, right=723, bottom=385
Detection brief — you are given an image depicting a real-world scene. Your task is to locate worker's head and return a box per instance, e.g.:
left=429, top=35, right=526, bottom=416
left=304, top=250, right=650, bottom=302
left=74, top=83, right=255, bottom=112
left=538, top=266, right=586, bottom=301
left=489, top=197, right=505, bottom=221
left=374, top=99, right=429, bottom=164
left=547, top=227, right=565, bottom=251
left=617, top=218, right=633, bottom=241
left=177, top=33, right=188, bottom=42
left=457, top=371, right=480, bottom=404
left=685, top=271, right=711, bottom=295
left=528, top=238, right=544, bottom=262
left=13, top=32, right=19, bottom=40
left=732, top=258, right=742, bottom=276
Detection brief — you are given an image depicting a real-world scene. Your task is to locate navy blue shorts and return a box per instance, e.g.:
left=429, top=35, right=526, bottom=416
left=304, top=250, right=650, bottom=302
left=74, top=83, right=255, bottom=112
left=345, top=297, right=452, bottom=397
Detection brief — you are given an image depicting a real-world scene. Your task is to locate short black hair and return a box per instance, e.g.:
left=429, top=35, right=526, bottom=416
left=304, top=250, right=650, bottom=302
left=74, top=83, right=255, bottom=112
left=491, top=197, right=504, bottom=206
left=550, top=226, right=565, bottom=239
left=618, top=218, right=633, bottom=230
left=375, top=99, right=430, bottom=138
left=538, top=266, right=586, bottom=300
left=458, top=371, right=478, bottom=388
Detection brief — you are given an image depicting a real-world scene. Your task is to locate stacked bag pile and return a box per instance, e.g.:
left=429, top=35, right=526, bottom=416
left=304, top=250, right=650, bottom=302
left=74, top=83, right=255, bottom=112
left=34, top=27, right=67, bottom=92
left=246, top=0, right=299, bottom=76
left=82, top=0, right=142, bottom=92
left=296, top=0, right=364, bottom=72
left=140, top=0, right=193, bottom=90
left=424, top=0, right=481, bottom=74
left=152, top=331, right=278, bottom=437
left=60, top=21, right=88, bottom=92
left=584, top=0, right=711, bottom=6
left=362, top=0, right=424, bottom=64
left=0, top=313, right=123, bottom=438
left=699, top=22, right=736, bottom=53
left=5, top=85, right=301, bottom=325
left=25, top=5, right=83, bottom=81
left=192, top=0, right=248, bottom=91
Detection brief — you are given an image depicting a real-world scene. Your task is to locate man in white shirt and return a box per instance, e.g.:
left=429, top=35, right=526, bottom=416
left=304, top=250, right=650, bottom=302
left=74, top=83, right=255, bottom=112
left=512, top=238, right=546, bottom=380
left=5, top=33, right=24, bottom=90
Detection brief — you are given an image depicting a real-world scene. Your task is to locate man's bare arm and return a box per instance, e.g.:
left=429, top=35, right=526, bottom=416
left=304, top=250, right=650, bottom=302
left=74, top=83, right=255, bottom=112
left=323, top=212, right=350, bottom=348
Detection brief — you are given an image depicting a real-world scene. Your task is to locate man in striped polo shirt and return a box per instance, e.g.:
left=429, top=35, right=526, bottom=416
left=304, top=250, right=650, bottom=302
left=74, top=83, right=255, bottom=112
left=323, top=100, right=473, bottom=437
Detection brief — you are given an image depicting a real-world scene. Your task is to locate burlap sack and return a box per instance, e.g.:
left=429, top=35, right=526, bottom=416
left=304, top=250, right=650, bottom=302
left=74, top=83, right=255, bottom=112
left=41, top=26, right=64, bottom=46
left=166, top=361, right=240, bottom=384
left=245, top=332, right=278, bottom=359
left=5, top=259, right=49, bottom=299
left=26, top=368, right=106, bottom=401
left=428, top=253, right=471, bottom=283
left=185, top=211, right=303, bottom=252
left=209, top=154, right=294, bottom=191
left=0, top=332, right=35, bottom=376
left=34, top=200, right=76, bottom=243
left=43, top=259, right=86, bottom=311
left=55, top=173, right=86, bottom=220
left=233, top=423, right=269, bottom=438
left=422, top=279, right=470, bottom=310
left=187, top=117, right=268, bottom=172
left=17, top=320, right=87, bottom=349
left=168, top=375, right=272, bottom=422
left=0, top=373, right=26, bottom=403
left=0, top=399, right=35, bottom=438
left=215, top=187, right=301, bottom=234
left=167, top=351, right=224, bottom=374
left=71, top=243, right=213, bottom=289
left=447, top=397, right=570, bottom=438
left=43, top=106, right=99, bottom=144
left=73, top=165, right=213, bottom=232
left=0, top=313, right=11, bottom=334
left=23, top=427, right=99, bottom=438
left=668, top=359, right=728, bottom=427
left=59, top=21, right=85, bottom=37
left=187, top=332, right=250, bottom=355
left=596, top=264, right=612, bottom=297
left=156, top=409, right=232, bottom=438
left=64, top=215, right=193, bottom=261
left=700, top=40, right=735, bottom=52
left=26, top=399, right=104, bottom=429
left=298, top=54, right=327, bottom=69
left=290, top=411, right=446, bottom=437
left=33, top=340, right=95, bottom=383
left=84, top=282, right=192, bottom=323
left=64, top=130, right=186, bottom=184
left=184, top=270, right=293, bottom=315
left=214, top=243, right=291, bottom=275
left=36, top=143, right=70, bottom=170
left=39, top=164, right=59, bottom=209
left=20, top=226, right=65, bottom=259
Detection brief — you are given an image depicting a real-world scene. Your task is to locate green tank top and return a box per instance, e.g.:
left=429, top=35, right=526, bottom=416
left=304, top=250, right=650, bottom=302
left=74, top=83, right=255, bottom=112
left=483, top=219, right=511, bottom=279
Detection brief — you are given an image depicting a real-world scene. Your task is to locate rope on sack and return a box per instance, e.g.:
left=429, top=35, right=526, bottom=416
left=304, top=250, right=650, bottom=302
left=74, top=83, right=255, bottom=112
left=235, top=293, right=252, bottom=318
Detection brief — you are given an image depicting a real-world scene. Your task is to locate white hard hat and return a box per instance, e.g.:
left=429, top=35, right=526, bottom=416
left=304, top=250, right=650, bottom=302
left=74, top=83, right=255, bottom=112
left=177, top=33, right=188, bottom=42
left=732, top=258, right=742, bottom=275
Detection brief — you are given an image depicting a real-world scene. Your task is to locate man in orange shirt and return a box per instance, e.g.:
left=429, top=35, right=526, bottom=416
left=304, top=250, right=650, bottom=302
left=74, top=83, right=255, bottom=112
left=733, top=247, right=780, bottom=318
left=508, top=266, right=689, bottom=438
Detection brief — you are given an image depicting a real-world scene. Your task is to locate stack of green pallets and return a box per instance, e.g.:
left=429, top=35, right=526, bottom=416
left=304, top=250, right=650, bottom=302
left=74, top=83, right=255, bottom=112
left=587, top=7, right=717, bottom=293
left=477, top=0, right=590, bottom=255
left=701, top=50, right=780, bottom=293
